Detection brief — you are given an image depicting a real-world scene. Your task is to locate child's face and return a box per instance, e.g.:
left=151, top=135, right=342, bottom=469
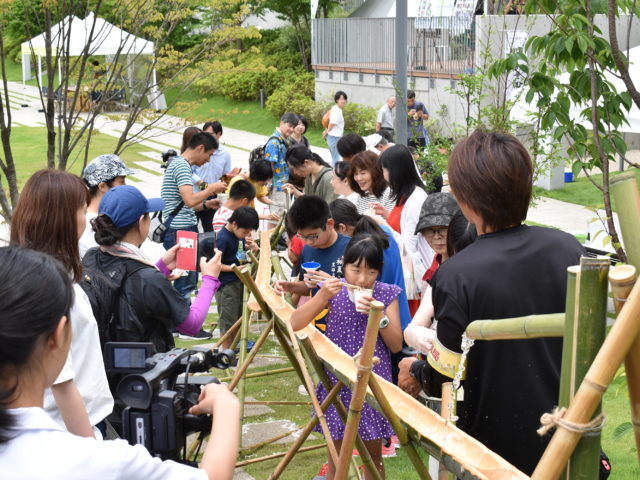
left=296, top=219, right=335, bottom=249
left=422, top=226, right=448, bottom=256
left=343, top=260, right=378, bottom=289
left=230, top=223, right=253, bottom=240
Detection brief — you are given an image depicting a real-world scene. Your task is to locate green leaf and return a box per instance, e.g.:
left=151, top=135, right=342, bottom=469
left=577, top=35, right=589, bottom=54
left=572, top=160, right=584, bottom=176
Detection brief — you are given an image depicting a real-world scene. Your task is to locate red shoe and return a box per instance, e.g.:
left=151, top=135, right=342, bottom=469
left=381, top=443, right=396, bottom=458
left=352, top=449, right=360, bottom=456
left=312, top=463, right=329, bottom=480
left=390, top=434, right=400, bottom=448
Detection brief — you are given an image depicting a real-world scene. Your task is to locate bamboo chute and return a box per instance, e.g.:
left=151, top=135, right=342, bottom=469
left=465, top=313, right=565, bottom=340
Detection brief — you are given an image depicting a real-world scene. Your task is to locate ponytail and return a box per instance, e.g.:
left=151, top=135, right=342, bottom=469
left=286, top=144, right=330, bottom=168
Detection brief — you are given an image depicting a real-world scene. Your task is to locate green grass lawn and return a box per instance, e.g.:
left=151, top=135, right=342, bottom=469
left=177, top=314, right=639, bottom=480
left=0, top=126, right=161, bottom=192
left=163, top=88, right=326, bottom=147
left=535, top=168, right=640, bottom=211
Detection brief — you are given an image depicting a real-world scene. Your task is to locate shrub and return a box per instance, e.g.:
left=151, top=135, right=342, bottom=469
left=266, top=72, right=317, bottom=119
left=342, top=102, right=377, bottom=137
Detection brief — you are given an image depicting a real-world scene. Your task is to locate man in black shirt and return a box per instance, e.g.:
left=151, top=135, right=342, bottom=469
left=400, top=129, right=584, bottom=474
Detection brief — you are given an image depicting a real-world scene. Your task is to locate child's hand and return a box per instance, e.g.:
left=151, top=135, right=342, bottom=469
left=274, top=280, right=291, bottom=295
left=356, top=294, right=374, bottom=313
left=319, top=277, right=343, bottom=300
left=189, top=383, right=238, bottom=416
left=371, top=202, right=389, bottom=219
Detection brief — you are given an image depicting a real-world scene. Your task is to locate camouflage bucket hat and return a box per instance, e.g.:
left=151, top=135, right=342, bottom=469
left=82, top=154, right=138, bottom=187
left=414, top=192, right=460, bottom=235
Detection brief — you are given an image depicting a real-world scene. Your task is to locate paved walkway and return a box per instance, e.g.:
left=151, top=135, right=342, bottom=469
left=0, top=80, right=618, bottom=252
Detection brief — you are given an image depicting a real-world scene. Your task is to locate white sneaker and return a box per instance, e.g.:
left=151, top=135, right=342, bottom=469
left=298, top=384, right=309, bottom=396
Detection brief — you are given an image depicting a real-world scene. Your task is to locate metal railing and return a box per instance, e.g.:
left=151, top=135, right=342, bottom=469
left=312, top=16, right=475, bottom=75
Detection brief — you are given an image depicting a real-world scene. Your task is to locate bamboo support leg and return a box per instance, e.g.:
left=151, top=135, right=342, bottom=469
left=334, top=301, right=384, bottom=480
left=281, top=317, right=340, bottom=467
left=212, top=316, right=243, bottom=348
left=269, top=381, right=344, bottom=479
left=236, top=443, right=327, bottom=468
left=559, top=260, right=609, bottom=479
left=611, top=173, right=640, bottom=463
left=236, top=284, right=250, bottom=430
left=532, top=273, right=640, bottom=479
left=300, top=335, right=382, bottom=480
left=228, top=319, right=274, bottom=391
left=368, top=374, right=432, bottom=479
left=270, top=213, right=286, bottom=251
left=439, top=383, right=455, bottom=480
left=217, top=367, right=295, bottom=383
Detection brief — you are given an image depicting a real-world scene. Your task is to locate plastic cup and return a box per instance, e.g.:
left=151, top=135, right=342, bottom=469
left=217, top=193, right=227, bottom=205
left=353, top=288, right=373, bottom=313
left=301, top=261, right=321, bottom=288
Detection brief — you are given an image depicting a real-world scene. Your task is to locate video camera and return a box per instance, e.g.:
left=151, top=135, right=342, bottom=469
left=105, top=342, right=235, bottom=462
left=161, top=149, right=178, bottom=169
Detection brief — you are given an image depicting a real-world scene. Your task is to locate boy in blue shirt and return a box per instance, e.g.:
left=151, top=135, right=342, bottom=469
left=275, top=195, right=350, bottom=332
left=215, top=206, right=259, bottom=348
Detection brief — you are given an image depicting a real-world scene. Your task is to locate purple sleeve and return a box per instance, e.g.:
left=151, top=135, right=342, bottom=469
left=176, top=276, right=220, bottom=336
left=155, top=258, right=171, bottom=278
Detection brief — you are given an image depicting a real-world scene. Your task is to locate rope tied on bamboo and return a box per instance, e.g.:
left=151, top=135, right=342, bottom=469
left=537, top=407, right=605, bottom=436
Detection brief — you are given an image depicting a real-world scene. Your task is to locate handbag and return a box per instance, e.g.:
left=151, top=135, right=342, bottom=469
left=148, top=201, right=184, bottom=243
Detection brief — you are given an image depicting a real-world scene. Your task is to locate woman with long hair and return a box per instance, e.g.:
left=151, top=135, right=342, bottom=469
left=10, top=169, right=112, bottom=438
left=347, top=150, right=394, bottom=214
left=283, top=144, right=337, bottom=204
left=0, top=246, right=240, bottom=479
left=377, top=145, right=433, bottom=313
left=330, top=161, right=358, bottom=204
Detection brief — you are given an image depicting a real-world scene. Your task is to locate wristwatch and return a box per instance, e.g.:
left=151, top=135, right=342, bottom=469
left=202, top=200, right=208, bottom=210
left=379, top=316, right=390, bottom=329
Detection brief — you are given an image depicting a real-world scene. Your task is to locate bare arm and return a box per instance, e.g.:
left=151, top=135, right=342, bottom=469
left=256, top=195, right=274, bottom=205
left=289, top=278, right=342, bottom=331
left=274, top=279, right=314, bottom=297
left=51, top=379, right=95, bottom=438
left=190, top=384, right=241, bottom=480
left=178, top=182, right=226, bottom=209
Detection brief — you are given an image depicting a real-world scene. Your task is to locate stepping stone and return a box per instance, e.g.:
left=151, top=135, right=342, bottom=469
left=241, top=419, right=316, bottom=448
left=233, top=469, right=256, bottom=480
left=243, top=396, right=275, bottom=417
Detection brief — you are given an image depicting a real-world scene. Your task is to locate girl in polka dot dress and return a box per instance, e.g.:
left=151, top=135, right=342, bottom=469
left=290, top=234, right=403, bottom=480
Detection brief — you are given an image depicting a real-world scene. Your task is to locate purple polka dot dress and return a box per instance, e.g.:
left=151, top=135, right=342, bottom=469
left=313, top=280, right=401, bottom=441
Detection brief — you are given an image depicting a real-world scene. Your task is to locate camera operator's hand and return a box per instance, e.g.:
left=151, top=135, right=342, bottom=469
left=190, top=383, right=241, bottom=480
left=200, top=249, right=222, bottom=278
left=161, top=244, right=180, bottom=272
left=206, top=181, right=227, bottom=195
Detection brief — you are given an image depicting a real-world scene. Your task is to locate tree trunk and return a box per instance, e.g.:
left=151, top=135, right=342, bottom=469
left=608, top=1, right=640, bottom=111
left=43, top=8, right=56, bottom=168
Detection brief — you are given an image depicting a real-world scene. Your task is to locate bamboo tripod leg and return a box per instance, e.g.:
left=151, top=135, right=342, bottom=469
left=237, top=285, right=250, bottom=438
left=212, top=315, right=243, bottom=348
left=300, top=335, right=381, bottom=480
left=367, top=375, right=432, bottom=479
left=228, top=319, right=274, bottom=391
left=334, top=302, right=384, bottom=480
left=439, top=383, right=455, bottom=480
left=269, top=381, right=344, bottom=479
left=282, top=317, right=340, bottom=467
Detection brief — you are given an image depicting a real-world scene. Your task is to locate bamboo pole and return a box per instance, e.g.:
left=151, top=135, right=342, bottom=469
left=465, top=313, right=564, bottom=340
left=439, top=383, right=455, bottom=480
left=241, top=429, right=300, bottom=452
left=234, top=265, right=273, bottom=321
left=334, top=301, right=384, bottom=480
left=531, top=274, right=640, bottom=479
left=611, top=172, right=640, bottom=463
left=227, top=319, right=273, bottom=391
left=558, top=267, right=578, bottom=419
left=270, top=213, right=286, bottom=251
left=216, top=367, right=295, bottom=383
left=269, top=381, right=344, bottom=479
left=212, top=315, right=242, bottom=348
left=300, top=336, right=379, bottom=480
left=271, top=251, right=293, bottom=304
left=609, top=265, right=636, bottom=315
left=368, top=374, right=432, bottom=479
left=299, top=335, right=382, bottom=480
left=236, top=443, right=327, bottom=467
left=558, top=259, right=609, bottom=479
left=282, top=316, right=340, bottom=467
left=244, top=400, right=313, bottom=406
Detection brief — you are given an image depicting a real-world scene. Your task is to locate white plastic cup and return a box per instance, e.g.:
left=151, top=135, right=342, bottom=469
left=353, top=288, right=373, bottom=313
left=217, top=193, right=227, bottom=205
left=301, top=261, right=321, bottom=288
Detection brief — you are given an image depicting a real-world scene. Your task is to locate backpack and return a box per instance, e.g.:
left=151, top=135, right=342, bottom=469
left=248, top=135, right=286, bottom=165
left=322, top=110, right=331, bottom=129
left=80, top=248, right=149, bottom=350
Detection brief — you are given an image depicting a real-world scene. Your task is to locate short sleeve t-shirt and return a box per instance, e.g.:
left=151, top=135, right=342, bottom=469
left=216, top=226, right=244, bottom=286
left=161, top=156, right=196, bottom=229
left=212, top=206, right=234, bottom=233
left=328, top=105, right=344, bottom=137
left=377, top=104, right=394, bottom=129
left=298, top=233, right=351, bottom=294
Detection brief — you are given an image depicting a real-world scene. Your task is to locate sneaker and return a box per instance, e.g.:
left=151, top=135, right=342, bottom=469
left=381, top=443, right=396, bottom=458
left=312, top=463, right=329, bottom=480
left=352, top=449, right=360, bottom=456
left=234, top=340, right=256, bottom=354
left=297, top=384, right=309, bottom=396
left=178, top=329, right=213, bottom=341
left=390, top=434, right=401, bottom=448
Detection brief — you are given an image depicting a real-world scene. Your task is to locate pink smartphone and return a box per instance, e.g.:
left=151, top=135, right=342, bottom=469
left=176, top=230, right=198, bottom=271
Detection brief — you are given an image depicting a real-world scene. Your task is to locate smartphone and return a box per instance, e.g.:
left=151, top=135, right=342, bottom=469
left=176, top=230, right=198, bottom=271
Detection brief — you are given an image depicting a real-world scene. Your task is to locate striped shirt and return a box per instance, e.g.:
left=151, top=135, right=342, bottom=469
left=212, top=206, right=234, bottom=233
left=161, top=156, right=197, bottom=229
left=356, top=186, right=395, bottom=215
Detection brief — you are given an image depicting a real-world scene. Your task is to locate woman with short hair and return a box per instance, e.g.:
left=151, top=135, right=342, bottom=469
left=323, top=91, right=347, bottom=166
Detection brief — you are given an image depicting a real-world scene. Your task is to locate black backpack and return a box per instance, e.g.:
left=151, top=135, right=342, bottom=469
left=249, top=135, right=286, bottom=165
left=80, top=248, right=149, bottom=350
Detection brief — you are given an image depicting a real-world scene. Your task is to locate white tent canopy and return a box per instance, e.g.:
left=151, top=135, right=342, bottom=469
left=21, top=13, right=155, bottom=88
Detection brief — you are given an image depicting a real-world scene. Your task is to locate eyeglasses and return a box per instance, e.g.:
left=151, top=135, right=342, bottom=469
left=424, top=227, right=448, bottom=238
left=297, top=230, right=323, bottom=241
